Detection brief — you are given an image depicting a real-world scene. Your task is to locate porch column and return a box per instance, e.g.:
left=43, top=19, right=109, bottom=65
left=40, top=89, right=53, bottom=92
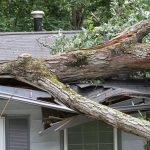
left=0, top=117, right=5, bottom=150
left=114, top=128, right=118, bottom=150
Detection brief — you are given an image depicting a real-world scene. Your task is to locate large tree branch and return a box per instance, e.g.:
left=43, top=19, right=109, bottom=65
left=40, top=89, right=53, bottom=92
left=3, top=71, right=150, bottom=140
left=89, top=19, right=150, bottom=49
left=0, top=20, right=150, bottom=82
left=0, top=44, right=150, bottom=81
left=38, top=77, right=150, bottom=141
left=39, top=20, right=150, bottom=81
left=44, top=43, right=150, bottom=81
left=0, top=55, right=150, bottom=140
left=0, top=20, right=150, bottom=140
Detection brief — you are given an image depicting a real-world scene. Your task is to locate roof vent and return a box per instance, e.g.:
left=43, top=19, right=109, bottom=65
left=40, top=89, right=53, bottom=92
left=31, top=11, right=44, bottom=31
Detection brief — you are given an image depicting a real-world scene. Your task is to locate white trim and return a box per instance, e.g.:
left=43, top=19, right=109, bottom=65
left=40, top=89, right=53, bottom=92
left=0, top=91, right=74, bottom=112
left=0, top=117, right=5, bottom=150
left=64, top=129, right=68, bottom=150
left=3, top=118, right=5, bottom=150
left=114, top=128, right=118, bottom=150
left=64, top=124, right=116, bottom=150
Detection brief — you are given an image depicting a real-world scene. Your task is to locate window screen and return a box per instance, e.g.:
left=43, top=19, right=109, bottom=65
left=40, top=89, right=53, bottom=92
left=6, top=117, right=30, bottom=150
left=68, top=120, right=113, bottom=150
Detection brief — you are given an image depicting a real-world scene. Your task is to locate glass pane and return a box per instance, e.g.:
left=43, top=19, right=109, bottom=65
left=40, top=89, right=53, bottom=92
left=68, top=124, right=83, bottom=133
left=100, top=144, right=113, bottom=150
left=84, top=132, right=99, bottom=144
left=68, top=145, right=83, bottom=150
left=84, top=144, right=99, bottom=150
left=99, top=132, right=113, bottom=143
left=83, top=121, right=98, bottom=132
left=98, top=121, right=113, bottom=131
left=68, top=132, right=83, bottom=144
left=68, top=121, right=113, bottom=150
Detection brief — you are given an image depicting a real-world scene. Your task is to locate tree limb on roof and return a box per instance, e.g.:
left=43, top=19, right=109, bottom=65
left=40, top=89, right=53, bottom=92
left=0, top=19, right=150, bottom=140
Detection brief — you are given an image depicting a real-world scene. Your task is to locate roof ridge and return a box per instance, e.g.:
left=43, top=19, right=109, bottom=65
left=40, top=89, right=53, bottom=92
left=0, top=30, right=80, bottom=36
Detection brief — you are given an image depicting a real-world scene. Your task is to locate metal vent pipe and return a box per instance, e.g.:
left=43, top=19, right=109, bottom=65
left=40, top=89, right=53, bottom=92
left=31, top=10, right=44, bottom=31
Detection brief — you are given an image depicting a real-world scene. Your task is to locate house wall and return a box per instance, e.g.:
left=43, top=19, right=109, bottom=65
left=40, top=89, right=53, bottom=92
left=121, top=113, right=147, bottom=150
left=121, top=131, right=146, bottom=150
left=0, top=100, right=60, bottom=150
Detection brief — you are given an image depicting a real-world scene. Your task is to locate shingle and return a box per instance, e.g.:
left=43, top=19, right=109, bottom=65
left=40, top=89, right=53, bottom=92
left=0, top=31, right=79, bottom=60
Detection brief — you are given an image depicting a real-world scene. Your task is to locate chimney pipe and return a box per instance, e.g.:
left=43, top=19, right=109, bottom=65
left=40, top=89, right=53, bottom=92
left=31, top=11, right=44, bottom=31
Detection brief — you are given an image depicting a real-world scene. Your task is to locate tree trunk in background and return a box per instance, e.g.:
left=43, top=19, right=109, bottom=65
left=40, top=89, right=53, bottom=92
left=0, top=20, right=150, bottom=140
left=71, top=6, right=85, bottom=30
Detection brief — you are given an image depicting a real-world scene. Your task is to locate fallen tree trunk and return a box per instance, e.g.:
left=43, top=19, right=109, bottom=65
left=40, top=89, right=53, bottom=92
left=47, top=44, right=150, bottom=81
left=38, top=77, right=150, bottom=140
left=44, top=19, right=150, bottom=81
left=0, top=19, right=150, bottom=140
left=1, top=20, right=150, bottom=81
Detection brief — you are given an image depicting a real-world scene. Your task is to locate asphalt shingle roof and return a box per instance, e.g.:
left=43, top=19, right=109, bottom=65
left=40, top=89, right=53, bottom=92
left=0, top=31, right=78, bottom=60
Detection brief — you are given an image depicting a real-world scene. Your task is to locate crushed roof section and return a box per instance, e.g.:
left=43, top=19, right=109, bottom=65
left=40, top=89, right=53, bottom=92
left=0, top=31, right=79, bottom=61
left=70, top=80, right=150, bottom=107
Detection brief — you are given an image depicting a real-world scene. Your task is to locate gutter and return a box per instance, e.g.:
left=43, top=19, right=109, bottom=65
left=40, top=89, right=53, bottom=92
left=0, top=91, right=75, bottom=113
left=0, top=91, right=149, bottom=113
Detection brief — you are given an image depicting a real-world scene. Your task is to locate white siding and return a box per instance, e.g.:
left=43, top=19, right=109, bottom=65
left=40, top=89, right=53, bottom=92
left=122, top=131, right=146, bottom=150
left=0, top=118, right=5, bottom=150
left=0, top=100, right=60, bottom=150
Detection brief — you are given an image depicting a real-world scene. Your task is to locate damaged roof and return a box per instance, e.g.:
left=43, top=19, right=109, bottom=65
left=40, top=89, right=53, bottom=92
left=0, top=30, right=150, bottom=132
left=0, top=31, right=150, bottom=113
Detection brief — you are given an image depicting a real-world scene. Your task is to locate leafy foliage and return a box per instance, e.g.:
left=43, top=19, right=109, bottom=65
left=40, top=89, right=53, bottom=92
left=0, top=0, right=71, bottom=31
left=51, top=0, right=150, bottom=54
left=0, top=0, right=111, bottom=31
left=145, top=142, right=150, bottom=150
left=145, top=118, right=150, bottom=150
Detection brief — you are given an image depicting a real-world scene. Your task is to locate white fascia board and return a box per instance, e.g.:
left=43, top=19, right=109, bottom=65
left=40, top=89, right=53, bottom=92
left=0, top=85, right=52, bottom=100
left=0, top=91, right=75, bottom=113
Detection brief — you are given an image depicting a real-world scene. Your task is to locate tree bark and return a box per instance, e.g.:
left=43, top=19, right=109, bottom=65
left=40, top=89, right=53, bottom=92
left=0, top=19, right=150, bottom=140
left=35, top=19, right=150, bottom=81
left=71, top=5, right=85, bottom=30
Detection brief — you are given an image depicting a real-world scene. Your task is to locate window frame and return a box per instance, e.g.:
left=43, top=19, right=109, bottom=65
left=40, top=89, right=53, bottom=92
left=63, top=123, right=118, bottom=150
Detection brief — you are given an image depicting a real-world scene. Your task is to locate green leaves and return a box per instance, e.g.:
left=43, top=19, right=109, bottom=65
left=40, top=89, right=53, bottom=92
left=0, top=0, right=112, bottom=31
left=51, top=0, right=150, bottom=54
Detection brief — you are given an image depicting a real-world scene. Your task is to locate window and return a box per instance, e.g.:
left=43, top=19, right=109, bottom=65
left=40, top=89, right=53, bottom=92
left=6, top=116, right=30, bottom=150
left=67, top=120, right=113, bottom=150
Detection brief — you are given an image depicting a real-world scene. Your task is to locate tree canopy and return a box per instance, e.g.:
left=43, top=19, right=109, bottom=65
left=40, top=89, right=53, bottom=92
left=0, top=0, right=111, bottom=31
left=51, top=0, right=150, bottom=53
